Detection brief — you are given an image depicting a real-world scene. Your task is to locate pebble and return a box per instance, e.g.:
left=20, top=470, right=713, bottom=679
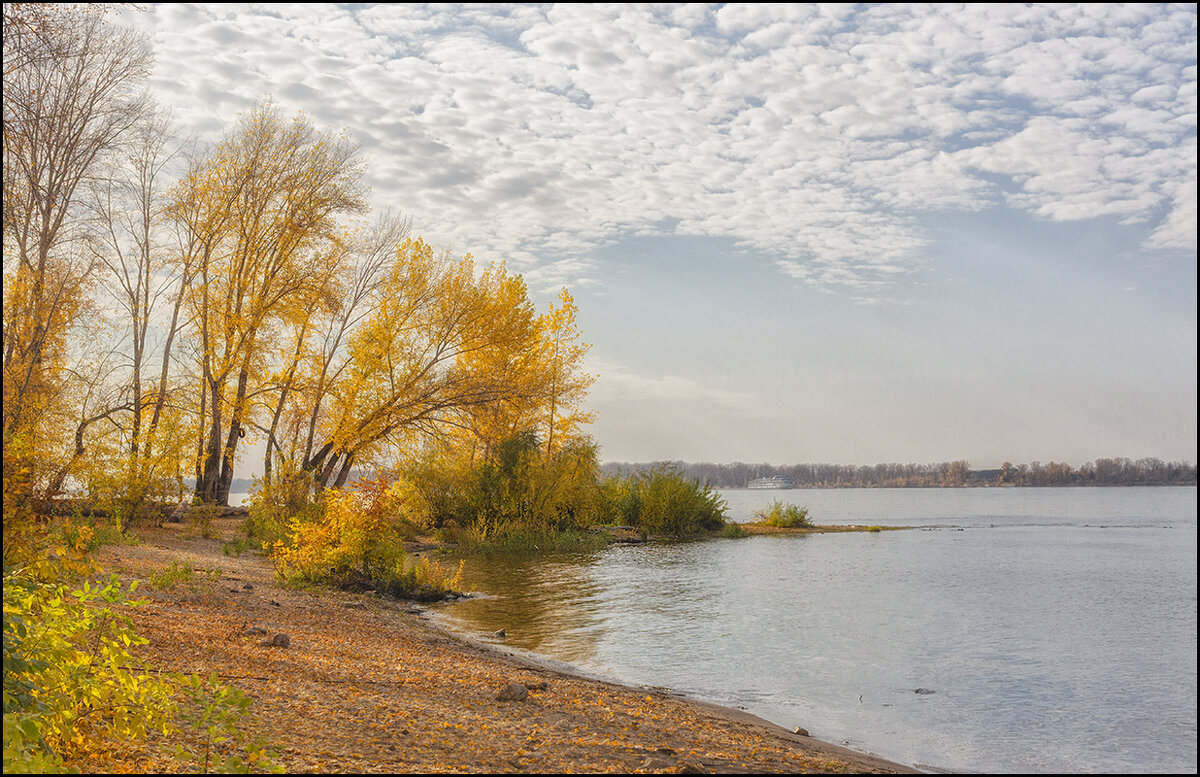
left=494, top=683, right=528, bottom=702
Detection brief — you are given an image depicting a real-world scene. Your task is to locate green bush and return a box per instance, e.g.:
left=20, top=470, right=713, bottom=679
left=599, top=465, right=728, bottom=536
left=596, top=475, right=641, bottom=527
left=718, top=522, right=750, bottom=539
left=147, top=561, right=220, bottom=592
left=467, top=433, right=602, bottom=536
left=446, top=525, right=608, bottom=556
left=410, top=432, right=604, bottom=546
left=754, top=500, right=812, bottom=528
left=407, top=438, right=729, bottom=547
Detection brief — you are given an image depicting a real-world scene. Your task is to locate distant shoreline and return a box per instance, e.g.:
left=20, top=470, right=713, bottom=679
left=211, top=459, right=1196, bottom=495
left=603, top=458, right=1197, bottom=489
left=717, top=482, right=1198, bottom=489
left=217, top=477, right=1199, bottom=496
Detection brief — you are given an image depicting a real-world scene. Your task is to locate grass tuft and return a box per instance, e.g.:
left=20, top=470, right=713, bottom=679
left=753, top=500, right=813, bottom=528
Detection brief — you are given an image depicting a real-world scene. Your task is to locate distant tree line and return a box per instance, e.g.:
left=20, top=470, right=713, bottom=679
left=600, top=458, right=1197, bottom=488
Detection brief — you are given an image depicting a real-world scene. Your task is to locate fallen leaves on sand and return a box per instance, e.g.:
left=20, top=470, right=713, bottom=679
left=85, top=520, right=909, bottom=774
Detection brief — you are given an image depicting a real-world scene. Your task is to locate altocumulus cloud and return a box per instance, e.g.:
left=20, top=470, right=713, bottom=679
left=128, top=3, right=1196, bottom=293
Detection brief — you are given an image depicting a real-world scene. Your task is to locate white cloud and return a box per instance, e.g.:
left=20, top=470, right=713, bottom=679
left=126, top=2, right=1197, bottom=298
left=1148, top=169, right=1199, bottom=249
left=590, top=360, right=753, bottom=408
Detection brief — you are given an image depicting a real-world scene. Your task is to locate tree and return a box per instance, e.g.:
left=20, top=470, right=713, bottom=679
left=944, top=460, right=970, bottom=486
left=170, top=101, right=367, bottom=505
left=3, top=3, right=153, bottom=513
left=301, top=238, right=545, bottom=490
left=451, top=287, right=596, bottom=464
left=537, top=289, right=596, bottom=459
left=260, top=211, right=411, bottom=487
left=83, top=106, right=198, bottom=523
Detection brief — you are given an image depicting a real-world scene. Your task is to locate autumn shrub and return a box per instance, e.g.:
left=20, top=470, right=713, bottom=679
left=73, top=437, right=191, bottom=533
left=52, top=519, right=138, bottom=555
left=2, top=566, right=176, bottom=772
left=76, top=470, right=155, bottom=534
left=599, top=465, right=728, bottom=536
left=245, top=467, right=322, bottom=547
left=3, top=559, right=281, bottom=773
left=419, top=432, right=604, bottom=548
left=272, top=476, right=461, bottom=599
left=86, top=523, right=140, bottom=550
left=754, top=500, right=812, bottom=528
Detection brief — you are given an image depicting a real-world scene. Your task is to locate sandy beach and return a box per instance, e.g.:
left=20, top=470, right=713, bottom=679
left=91, top=517, right=918, bottom=773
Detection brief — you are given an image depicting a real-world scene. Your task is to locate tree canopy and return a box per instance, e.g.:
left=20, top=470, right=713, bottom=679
left=2, top=5, right=599, bottom=523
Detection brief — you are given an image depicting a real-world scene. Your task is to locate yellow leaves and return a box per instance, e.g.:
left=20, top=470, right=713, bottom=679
left=318, top=236, right=554, bottom=468
left=272, top=475, right=458, bottom=597
left=4, top=567, right=179, bottom=772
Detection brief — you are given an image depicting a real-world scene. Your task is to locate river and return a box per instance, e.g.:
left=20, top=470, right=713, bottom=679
left=429, top=487, right=1198, bottom=774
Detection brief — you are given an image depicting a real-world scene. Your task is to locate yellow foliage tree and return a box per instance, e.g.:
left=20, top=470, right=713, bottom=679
left=451, top=287, right=596, bottom=464
left=170, top=101, right=367, bottom=505
left=537, top=288, right=596, bottom=459
left=302, top=238, right=545, bottom=489
left=260, top=212, right=411, bottom=488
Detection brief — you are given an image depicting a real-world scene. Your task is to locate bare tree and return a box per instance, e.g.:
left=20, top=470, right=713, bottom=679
left=86, top=106, right=197, bottom=518
left=3, top=4, right=153, bottom=507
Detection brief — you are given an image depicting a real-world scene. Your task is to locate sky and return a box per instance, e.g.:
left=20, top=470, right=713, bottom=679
left=119, top=3, right=1198, bottom=468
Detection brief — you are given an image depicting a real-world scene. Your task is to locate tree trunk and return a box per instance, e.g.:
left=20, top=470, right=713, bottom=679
left=332, top=451, right=355, bottom=488
left=196, top=379, right=225, bottom=504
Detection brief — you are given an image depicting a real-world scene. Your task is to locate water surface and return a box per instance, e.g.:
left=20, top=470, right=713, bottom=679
left=431, top=488, right=1197, bottom=773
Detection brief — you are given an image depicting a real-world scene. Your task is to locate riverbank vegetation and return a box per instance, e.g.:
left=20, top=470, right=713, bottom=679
left=754, top=500, right=813, bottom=528
left=1, top=5, right=661, bottom=771
left=247, top=444, right=734, bottom=598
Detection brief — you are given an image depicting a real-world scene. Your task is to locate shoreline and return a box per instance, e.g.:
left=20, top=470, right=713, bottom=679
left=419, top=612, right=923, bottom=774
left=91, top=517, right=922, bottom=773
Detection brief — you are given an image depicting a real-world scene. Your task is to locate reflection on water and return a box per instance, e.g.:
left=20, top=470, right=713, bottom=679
left=440, top=553, right=608, bottom=665
left=429, top=488, right=1198, bottom=774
